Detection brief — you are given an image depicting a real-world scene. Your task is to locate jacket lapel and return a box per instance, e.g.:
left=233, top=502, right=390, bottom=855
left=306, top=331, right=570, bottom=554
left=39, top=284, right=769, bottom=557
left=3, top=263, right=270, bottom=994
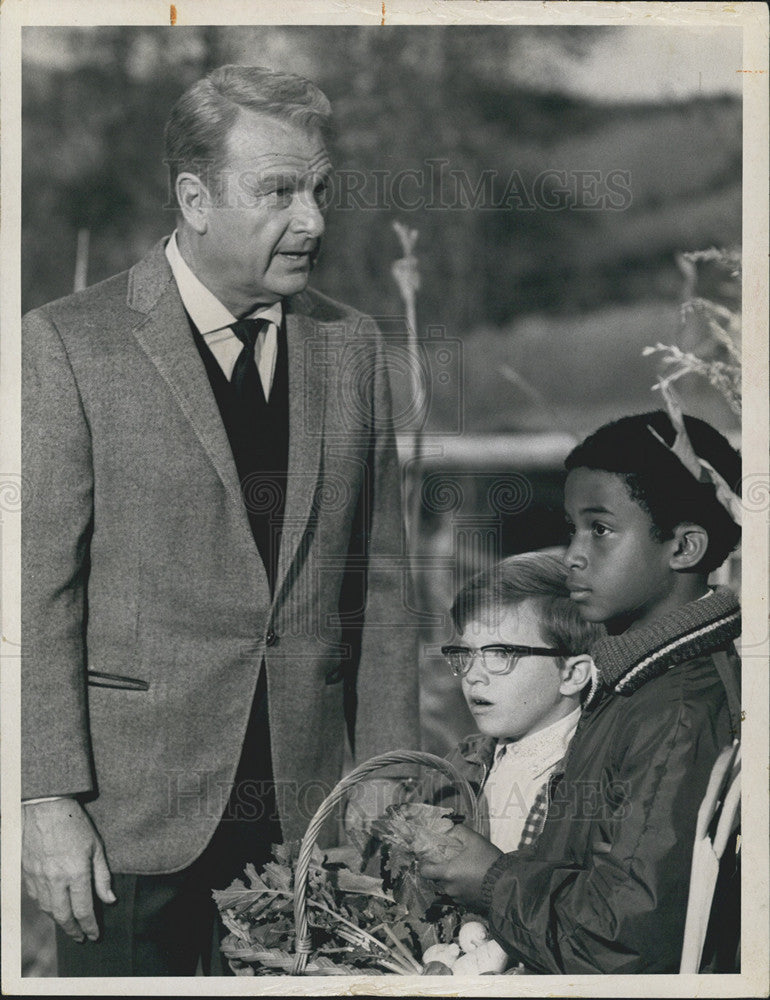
left=127, top=240, right=247, bottom=509
left=127, top=242, right=330, bottom=602
left=274, top=300, right=328, bottom=602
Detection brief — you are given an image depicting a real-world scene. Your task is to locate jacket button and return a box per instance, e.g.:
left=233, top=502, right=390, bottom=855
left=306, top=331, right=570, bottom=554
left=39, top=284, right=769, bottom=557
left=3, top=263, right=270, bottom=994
left=265, top=628, right=277, bottom=647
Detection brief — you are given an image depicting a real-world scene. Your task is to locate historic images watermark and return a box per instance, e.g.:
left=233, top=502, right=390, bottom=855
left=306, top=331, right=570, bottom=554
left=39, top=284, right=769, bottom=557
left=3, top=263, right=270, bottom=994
left=162, top=772, right=634, bottom=824
left=163, top=159, right=633, bottom=213
left=330, top=163, right=633, bottom=213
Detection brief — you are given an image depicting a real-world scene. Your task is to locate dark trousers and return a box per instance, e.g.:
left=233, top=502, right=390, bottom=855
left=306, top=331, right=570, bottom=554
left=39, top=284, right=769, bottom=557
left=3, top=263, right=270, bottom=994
left=57, top=669, right=281, bottom=976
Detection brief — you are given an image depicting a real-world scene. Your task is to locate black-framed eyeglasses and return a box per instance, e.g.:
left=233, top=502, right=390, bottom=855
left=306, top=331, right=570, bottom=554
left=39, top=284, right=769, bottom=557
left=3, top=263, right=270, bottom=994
left=440, top=643, right=569, bottom=677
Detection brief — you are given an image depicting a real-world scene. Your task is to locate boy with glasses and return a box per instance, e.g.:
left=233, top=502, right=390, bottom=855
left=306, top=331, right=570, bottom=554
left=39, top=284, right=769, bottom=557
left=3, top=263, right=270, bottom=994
left=427, top=551, right=603, bottom=854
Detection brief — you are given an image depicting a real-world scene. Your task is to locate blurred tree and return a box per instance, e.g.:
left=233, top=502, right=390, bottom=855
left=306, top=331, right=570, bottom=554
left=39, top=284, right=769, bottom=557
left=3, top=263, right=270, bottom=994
left=23, top=24, right=741, bottom=374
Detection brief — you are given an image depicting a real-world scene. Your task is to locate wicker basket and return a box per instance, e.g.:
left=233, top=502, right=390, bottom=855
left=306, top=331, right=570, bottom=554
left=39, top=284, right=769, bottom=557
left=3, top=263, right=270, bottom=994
left=289, top=749, right=480, bottom=975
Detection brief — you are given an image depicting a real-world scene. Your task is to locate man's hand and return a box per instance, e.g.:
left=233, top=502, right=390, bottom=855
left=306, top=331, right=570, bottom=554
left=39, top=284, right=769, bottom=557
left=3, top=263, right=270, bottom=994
left=22, top=798, right=116, bottom=942
left=418, top=824, right=503, bottom=909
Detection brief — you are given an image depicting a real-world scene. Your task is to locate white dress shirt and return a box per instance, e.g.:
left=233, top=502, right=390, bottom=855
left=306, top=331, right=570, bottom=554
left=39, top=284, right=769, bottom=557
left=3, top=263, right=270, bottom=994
left=484, top=706, right=581, bottom=853
left=165, top=232, right=282, bottom=400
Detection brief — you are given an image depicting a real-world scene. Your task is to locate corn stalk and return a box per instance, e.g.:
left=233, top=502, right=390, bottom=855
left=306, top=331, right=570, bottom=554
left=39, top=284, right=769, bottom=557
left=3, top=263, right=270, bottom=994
left=73, top=228, right=90, bottom=292
left=644, top=247, right=742, bottom=416
left=391, top=221, right=424, bottom=544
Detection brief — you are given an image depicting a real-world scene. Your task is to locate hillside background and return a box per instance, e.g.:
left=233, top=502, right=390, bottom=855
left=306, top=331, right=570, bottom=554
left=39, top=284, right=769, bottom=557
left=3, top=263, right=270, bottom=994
left=23, top=24, right=741, bottom=435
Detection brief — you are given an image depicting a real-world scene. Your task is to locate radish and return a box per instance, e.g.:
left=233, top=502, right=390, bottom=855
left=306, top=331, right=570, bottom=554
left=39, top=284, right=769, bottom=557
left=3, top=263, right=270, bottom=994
left=452, top=939, right=509, bottom=975
left=422, top=961, right=453, bottom=975
left=457, top=920, right=488, bottom=953
left=421, top=942, right=460, bottom=967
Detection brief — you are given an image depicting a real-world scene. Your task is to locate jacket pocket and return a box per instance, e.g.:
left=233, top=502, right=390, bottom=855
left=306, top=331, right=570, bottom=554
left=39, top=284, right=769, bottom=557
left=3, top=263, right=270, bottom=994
left=86, top=670, right=150, bottom=692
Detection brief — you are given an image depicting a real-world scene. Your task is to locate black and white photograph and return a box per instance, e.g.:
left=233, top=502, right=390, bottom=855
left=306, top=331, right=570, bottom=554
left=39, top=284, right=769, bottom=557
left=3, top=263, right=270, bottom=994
left=1, top=1, right=768, bottom=994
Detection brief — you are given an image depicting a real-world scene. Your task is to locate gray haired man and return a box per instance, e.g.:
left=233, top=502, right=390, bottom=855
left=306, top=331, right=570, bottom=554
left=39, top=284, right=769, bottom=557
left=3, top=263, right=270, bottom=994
left=22, top=65, right=419, bottom=976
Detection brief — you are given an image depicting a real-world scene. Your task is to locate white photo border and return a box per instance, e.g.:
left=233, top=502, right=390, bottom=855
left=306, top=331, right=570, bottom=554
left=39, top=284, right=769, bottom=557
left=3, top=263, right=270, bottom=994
left=1, top=2, right=767, bottom=996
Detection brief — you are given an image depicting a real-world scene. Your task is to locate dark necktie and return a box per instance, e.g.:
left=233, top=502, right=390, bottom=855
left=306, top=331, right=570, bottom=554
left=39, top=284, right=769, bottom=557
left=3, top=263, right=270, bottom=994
left=230, top=318, right=266, bottom=403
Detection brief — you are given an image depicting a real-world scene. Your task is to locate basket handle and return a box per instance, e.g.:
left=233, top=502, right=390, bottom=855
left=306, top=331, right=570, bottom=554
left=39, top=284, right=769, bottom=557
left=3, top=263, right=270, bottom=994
left=290, top=749, right=480, bottom=975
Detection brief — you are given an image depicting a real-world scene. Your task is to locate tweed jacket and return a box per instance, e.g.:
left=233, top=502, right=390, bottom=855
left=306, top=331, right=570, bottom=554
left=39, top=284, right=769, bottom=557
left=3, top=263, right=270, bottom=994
left=22, top=237, right=420, bottom=874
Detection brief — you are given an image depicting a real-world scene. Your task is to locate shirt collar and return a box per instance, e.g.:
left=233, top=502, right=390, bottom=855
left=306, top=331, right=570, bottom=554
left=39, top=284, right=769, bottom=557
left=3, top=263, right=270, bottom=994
left=165, top=232, right=283, bottom=335
left=494, top=705, right=581, bottom=768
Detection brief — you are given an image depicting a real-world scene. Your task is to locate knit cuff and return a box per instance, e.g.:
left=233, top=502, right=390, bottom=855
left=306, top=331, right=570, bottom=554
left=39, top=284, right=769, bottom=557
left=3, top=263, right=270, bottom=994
left=480, top=852, right=512, bottom=912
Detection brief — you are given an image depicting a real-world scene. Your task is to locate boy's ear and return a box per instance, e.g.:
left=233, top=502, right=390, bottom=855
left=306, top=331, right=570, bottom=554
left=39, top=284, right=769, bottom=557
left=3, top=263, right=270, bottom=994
left=559, top=654, right=593, bottom=696
left=669, top=522, right=709, bottom=571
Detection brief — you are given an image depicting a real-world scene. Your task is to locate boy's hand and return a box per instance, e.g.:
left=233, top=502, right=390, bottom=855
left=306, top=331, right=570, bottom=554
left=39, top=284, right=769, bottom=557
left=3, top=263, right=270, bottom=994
left=418, top=824, right=503, bottom=908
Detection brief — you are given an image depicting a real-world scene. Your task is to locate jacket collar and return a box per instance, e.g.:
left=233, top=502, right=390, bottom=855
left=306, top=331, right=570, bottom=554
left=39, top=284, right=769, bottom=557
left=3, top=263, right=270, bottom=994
left=586, top=586, right=741, bottom=707
left=455, top=733, right=498, bottom=771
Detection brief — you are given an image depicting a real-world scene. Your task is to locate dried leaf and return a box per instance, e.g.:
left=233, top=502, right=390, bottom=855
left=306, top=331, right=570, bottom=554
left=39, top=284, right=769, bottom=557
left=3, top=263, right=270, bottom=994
left=219, top=913, right=252, bottom=944
left=261, top=860, right=293, bottom=892
left=212, top=880, right=274, bottom=915
left=393, top=864, right=440, bottom=920
left=272, top=842, right=292, bottom=866
left=329, top=867, right=390, bottom=897
left=371, top=803, right=460, bottom=850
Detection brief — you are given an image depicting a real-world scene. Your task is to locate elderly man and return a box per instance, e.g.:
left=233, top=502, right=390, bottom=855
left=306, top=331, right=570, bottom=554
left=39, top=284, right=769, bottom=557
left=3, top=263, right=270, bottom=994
left=22, top=65, right=419, bottom=976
